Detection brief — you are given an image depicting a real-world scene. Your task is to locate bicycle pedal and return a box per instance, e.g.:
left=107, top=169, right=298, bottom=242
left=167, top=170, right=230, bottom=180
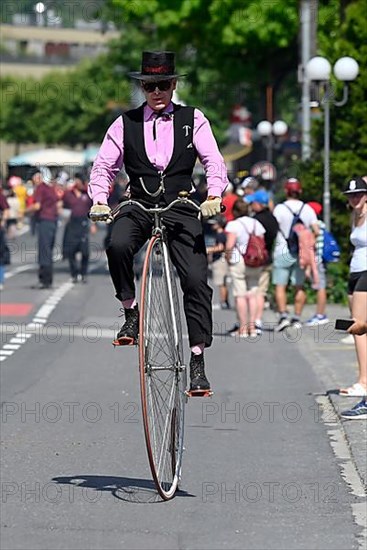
left=112, top=337, right=137, bottom=347
left=185, top=389, right=213, bottom=398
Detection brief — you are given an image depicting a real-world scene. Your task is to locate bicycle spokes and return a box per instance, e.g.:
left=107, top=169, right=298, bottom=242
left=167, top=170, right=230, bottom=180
left=139, top=236, right=186, bottom=500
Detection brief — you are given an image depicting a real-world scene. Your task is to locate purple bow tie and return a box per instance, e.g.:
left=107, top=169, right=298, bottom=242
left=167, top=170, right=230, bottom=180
left=153, top=111, right=173, bottom=140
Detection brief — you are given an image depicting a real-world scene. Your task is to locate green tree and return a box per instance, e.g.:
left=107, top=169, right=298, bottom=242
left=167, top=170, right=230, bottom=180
left=298, top=0, right=367, bottom=261
left=30, top=60, right=131, bottom=146
left=0, top=57, right=131, bottom=148
left=106, top=0, right=301, bottom=131
left=0, top=78, right=39, bottom=152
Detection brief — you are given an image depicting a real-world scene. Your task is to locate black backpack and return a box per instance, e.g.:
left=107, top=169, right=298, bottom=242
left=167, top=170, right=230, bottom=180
left=281, top=203, right=306, bottom=257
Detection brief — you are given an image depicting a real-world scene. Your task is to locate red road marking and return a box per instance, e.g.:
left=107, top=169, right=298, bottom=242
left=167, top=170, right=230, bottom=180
left=0, top=303, right=34, bottom=317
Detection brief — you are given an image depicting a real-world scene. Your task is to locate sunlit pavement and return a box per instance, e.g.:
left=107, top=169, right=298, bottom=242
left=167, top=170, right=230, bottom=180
left=0, top=228, right=366, bottom=550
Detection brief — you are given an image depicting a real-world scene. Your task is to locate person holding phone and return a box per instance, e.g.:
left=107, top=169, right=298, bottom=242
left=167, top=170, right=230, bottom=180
left=339, top=176, right=367, bottom=420
left=348, top=320, right=367, bottom=336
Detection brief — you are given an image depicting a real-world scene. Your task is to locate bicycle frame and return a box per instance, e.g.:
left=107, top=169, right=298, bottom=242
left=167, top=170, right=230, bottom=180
left=111, top=195, right=200, bottom=353
left=111, top=194, right=200, bottom=499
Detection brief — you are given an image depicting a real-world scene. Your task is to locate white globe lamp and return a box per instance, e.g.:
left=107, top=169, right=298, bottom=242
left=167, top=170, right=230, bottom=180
left=333, top=57, right=359, bottom=81
left=273, top=120, right=288, bottom=137
left=257, top=120, right=272, bottom=137
left=306, top=56, right=331, bottom=81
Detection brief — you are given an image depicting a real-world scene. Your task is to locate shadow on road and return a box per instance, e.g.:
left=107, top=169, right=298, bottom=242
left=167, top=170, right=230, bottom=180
left=52, top=475, right=195, bottom=504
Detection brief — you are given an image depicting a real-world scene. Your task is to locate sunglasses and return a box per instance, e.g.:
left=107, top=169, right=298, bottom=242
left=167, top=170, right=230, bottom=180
left=142, top=80, right=173, bottom=93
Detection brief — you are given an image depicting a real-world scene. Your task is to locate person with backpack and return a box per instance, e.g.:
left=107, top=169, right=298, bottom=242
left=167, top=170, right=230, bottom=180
left=272, top=178, right=319, bottom=332
left=305, top=201, right=340, bottom=326
left=225, top=199, right=266, bottom=338
left=245, top=189, right=279, bottom=333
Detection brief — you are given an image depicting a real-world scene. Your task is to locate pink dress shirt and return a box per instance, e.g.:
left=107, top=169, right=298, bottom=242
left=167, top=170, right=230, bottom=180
left=88, top=102, right=228, bottom=205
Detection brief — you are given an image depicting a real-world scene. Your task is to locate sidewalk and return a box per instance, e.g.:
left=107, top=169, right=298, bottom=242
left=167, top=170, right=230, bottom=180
left=262, top=302, right=367, bottom=489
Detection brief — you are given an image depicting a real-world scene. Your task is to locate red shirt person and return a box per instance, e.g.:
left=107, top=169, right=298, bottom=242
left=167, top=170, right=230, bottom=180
left=29, top=168, right=60, bottom=289
left=62, top=176, right=92, bottom=283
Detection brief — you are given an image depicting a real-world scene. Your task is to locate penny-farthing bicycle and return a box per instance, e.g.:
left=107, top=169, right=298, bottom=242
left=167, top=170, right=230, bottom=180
left=110, top=192, right=207, bottom=500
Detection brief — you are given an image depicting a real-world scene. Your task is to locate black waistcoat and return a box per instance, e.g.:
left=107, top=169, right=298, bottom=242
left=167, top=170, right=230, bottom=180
left=122, top=102, right=198, bottom=204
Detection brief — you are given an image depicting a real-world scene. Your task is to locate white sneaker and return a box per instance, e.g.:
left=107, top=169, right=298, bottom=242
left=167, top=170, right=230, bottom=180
left=290, top=317, right=303, bottom=329
left=274, top=317, right=291, bottom=332
left=340, top=334, right=355, bottom=345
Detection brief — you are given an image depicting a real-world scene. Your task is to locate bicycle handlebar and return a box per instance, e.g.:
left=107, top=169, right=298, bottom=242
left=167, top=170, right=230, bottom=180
left=89, top=192, right=225, bottom=223
left=109, top=194, right=201, bottom=221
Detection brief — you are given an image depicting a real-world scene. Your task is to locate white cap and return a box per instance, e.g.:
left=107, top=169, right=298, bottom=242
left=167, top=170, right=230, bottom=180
left=241, top=176, right=258, bottom=189
left=40, top=167, right=52, bottom=185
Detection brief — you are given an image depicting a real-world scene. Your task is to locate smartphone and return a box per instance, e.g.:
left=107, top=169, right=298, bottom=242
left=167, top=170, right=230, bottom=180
left=335, top=319, right=354, bottom=331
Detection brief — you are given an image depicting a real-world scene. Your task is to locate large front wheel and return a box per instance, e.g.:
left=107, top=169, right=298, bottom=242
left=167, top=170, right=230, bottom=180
left=139, top=235, right=186, bottom=500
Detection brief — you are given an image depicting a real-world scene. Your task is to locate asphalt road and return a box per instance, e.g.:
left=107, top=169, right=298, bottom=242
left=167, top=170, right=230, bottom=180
left=1, top=226, right=366, bottom=550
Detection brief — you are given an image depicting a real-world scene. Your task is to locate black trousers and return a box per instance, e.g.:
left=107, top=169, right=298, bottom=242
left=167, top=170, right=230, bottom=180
left=106, top=204, right=213, bottom=348
left=38, top=220, right=57, bottom=285
left=63, top=218, right=90, bottom=277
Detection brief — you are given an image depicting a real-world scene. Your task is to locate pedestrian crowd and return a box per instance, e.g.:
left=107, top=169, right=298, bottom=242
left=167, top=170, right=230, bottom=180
left=204, top=175, right=333, bottom=333
left=1, top=163, right=365, bottom=417
left=202, top=173, right=367, bottom=420
left=0, top=168, right=125, bottom=289
left=1, top=167, right=366, bottom=417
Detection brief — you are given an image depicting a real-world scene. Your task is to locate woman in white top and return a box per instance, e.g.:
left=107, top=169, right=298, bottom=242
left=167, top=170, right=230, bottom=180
left=339, top=176, right=367, bottom=403
left=225, top=199, right=265, bottom=338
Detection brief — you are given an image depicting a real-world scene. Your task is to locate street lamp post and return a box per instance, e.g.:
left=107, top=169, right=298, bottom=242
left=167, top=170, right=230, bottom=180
left=256, top=120, right=288, bottom=164
left=34, top=2, right=46, bottom=26
left=306, top=56, right=359, bottom=231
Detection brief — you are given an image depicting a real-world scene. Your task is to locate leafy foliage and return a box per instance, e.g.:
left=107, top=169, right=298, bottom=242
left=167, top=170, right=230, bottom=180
left=0, top=58, right=130, bottom=147
left=106, top=0, right=300, bottom=126
left=296, top=0, right=367, bottom=260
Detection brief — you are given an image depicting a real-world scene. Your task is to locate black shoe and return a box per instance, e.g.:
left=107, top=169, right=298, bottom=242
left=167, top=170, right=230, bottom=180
left=113, top=305, right=139, bottom=346
left=32, top=283, right=51, bottom=289
left=189, top=353, right=210, bottom=391
left=81, top=276, right=87, bottom=284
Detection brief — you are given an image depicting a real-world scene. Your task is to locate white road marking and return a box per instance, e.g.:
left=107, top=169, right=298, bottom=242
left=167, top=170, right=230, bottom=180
left=0, top=281, right=74, bottom=364
left=0, top=259, right=107, bottom=363
left=4, top=264, right=35, bottom=279
left=316, top=396, right=367, bottom=549
left=9, top=338, right=28, bottom=344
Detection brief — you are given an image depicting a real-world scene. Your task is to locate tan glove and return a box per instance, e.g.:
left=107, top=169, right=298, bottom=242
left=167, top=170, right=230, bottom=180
left=89, top=203, right=112, bottom=223
left=200, top=196, right=222, bottom=218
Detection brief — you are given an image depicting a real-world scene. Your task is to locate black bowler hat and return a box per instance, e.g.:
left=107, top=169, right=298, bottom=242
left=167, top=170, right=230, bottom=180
left=343, top=176, right=367, bottom=194
left=128, top=51, right=185, bottom=81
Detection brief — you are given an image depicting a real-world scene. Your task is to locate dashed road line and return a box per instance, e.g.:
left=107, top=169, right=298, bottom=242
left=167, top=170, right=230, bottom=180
left=0, top=281, right=73, bottom=364
left=4, top=264, right=36, bottom=279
